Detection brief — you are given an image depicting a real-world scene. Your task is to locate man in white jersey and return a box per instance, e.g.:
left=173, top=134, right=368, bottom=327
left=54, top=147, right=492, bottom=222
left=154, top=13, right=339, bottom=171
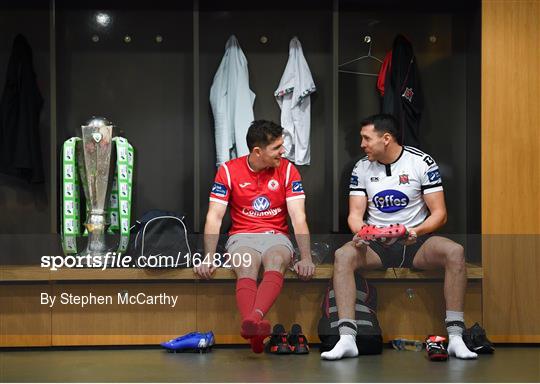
left=321, top=114, right=477, bottom=361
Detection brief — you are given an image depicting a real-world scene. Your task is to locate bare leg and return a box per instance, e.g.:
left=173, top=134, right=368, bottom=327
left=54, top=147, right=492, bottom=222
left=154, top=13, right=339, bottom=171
left=412, top=236, right=466, bottom=312
left=262, top=245, right=292, bottom=273
left=321, top=242, right=382, bottom=360
left=333, top=242, right=383, bottom=320
left=232, top=246, right=261, bottom=280
left=412, top=236, right=477, bottom=359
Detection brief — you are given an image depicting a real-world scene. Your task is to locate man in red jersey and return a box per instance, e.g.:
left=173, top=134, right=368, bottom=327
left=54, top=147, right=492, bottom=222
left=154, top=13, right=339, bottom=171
left=195, top=120, right=315, bottom=353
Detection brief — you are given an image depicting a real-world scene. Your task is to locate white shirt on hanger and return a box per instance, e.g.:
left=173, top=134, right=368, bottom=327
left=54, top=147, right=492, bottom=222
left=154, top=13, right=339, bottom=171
left=275, top=37, right=316, bottom=166
left=210, top=35, right=256, bottom=166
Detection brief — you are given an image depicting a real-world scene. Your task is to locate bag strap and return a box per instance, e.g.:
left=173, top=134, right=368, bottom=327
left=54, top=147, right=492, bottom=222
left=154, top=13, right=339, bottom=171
left=140, top=216, right=191, bottom=258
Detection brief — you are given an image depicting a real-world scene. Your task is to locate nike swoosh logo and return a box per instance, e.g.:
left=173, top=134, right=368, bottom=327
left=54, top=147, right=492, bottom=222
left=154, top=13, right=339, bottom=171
left=239, top=182, right=251, bottom=188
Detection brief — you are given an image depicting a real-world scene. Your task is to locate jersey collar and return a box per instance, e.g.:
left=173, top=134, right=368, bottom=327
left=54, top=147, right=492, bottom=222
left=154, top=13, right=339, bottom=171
left=245, top=155, right=271, bottom=175
left=377, top=146, right=404, bottom=166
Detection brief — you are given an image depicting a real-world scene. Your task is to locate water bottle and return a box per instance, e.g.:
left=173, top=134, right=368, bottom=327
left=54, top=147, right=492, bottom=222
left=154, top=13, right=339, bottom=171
left=391, top=338, right=423, bottom=352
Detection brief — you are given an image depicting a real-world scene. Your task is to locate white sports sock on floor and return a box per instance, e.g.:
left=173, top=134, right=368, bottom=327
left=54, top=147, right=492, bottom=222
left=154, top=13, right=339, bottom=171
left=320, top=335, right=358, bottom=360
left=448, top=334, right=478, bottom=359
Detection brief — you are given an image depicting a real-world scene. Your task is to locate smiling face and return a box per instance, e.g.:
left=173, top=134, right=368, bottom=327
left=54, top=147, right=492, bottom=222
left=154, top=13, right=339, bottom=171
left=360, top=124, right=391, bottom=161
left=256, top=136, right=285, bottom=168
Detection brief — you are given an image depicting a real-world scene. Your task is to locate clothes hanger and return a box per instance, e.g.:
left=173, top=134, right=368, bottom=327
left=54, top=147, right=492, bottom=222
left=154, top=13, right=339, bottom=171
left=338, top=36, right=383, bottom=77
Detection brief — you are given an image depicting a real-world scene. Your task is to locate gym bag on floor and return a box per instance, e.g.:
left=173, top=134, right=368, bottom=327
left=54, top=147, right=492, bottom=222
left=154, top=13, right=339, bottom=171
left=318, top=273, right=383, bottom=354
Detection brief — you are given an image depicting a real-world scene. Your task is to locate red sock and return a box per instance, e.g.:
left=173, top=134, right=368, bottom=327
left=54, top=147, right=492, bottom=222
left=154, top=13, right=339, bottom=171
left=236, top=278, right=257, bottom=320
left=251, top=271, right=284, bottom=319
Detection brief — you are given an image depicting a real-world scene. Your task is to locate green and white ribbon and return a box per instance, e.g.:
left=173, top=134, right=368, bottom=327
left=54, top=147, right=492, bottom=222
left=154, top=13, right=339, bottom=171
left=109, top=137, right=134, bottom=252
left=61, top=138, right=81, bottom=254
left=61, top=137, right=134, bottom=255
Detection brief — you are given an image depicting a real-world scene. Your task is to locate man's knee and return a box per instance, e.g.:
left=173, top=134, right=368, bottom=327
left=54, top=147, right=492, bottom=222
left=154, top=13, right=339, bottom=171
left=234, top=262, right=259, bottom=279
left=233, top=250, right=260, bottom=278
left=445, top=243, right=465, bottom=271
left=334, top=244, right=359, bottom=273
left=263, top=247, right=291, bottom=270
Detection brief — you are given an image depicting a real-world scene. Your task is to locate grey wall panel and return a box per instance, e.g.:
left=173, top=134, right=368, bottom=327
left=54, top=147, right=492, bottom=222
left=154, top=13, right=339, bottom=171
left=0, top=6, right=51, bottom=237
left=198, top=4, right=333, bottom=234
left=0, top=4, right=53, bottom=264
left=56, top=4, right=194, bottom=229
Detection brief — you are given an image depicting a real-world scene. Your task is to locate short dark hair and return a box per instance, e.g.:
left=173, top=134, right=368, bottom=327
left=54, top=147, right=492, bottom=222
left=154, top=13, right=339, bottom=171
left=246, top=120, right=284, bottom=151
left=360, top=114, right=401, bottom=142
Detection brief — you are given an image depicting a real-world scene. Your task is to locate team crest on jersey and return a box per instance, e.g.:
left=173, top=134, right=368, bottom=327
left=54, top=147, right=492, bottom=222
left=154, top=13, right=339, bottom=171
left=399, top=174, right=410, bottom=185
left=252, top=196, right=271, bottom=212
left=402, top=87, right=414, bottom=102
left=370, top=177, right=379, bottom=182
left=268, top=179, right=279, bottom=191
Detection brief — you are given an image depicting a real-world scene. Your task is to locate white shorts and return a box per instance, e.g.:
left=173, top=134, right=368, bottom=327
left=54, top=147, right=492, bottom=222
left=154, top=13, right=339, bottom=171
left=225, top=233, right=294, bottom=256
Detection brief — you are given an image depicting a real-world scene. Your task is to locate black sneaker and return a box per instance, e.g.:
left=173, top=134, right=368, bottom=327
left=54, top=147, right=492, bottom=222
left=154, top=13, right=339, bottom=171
left=426, top=335, right=449, bottom=361
left=288, top=324, right=309, bottom=354
left=463, top=323, right=495, bottom=354
left=265, top=324, right=292, bottom=354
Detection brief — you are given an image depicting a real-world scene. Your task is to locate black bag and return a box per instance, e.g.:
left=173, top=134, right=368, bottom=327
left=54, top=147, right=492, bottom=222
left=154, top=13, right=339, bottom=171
left=130, top=210, right=192, bottom=268
left=463, top=322, right=495, bottom=354
left=318, top=273, right=383, bottom=354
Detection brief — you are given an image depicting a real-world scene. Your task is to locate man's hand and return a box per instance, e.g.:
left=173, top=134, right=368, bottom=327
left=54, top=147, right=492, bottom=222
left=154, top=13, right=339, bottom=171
left=294, top=258, right=315, bottom=280
left=401, top=228, right=418, bottom=246
left=352, top=233, right=370, bottom=248
left=193, top=259, right=217, bottom=280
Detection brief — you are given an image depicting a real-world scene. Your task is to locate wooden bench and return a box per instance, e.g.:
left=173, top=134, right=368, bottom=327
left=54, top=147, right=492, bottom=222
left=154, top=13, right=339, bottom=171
left=0, top=263, right=483, bottom=281
left=0, top=264, right=482, bottom=347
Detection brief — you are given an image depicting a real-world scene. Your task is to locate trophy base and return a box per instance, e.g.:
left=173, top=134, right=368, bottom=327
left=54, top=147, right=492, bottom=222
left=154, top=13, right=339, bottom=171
left=76, top=248, right=117, bottom=268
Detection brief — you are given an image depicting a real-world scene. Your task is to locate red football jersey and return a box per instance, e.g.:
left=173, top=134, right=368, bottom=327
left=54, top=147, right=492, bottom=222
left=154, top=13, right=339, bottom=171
left=209, top=156, right=305, bottom=235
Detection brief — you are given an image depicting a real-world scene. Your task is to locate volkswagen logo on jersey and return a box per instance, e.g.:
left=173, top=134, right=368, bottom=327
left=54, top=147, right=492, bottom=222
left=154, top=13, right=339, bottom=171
left=252, top=196, right=271, bottom=212
left=372, top=189, right=409, bottom=213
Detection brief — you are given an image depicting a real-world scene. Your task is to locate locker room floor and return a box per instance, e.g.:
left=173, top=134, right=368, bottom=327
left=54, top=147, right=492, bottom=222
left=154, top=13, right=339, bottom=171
left=1, top=345, right=539, bottom=382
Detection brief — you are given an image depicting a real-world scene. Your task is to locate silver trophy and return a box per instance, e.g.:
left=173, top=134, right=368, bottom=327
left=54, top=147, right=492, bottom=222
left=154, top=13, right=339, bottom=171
left=77, top=117, right=116, bottom=256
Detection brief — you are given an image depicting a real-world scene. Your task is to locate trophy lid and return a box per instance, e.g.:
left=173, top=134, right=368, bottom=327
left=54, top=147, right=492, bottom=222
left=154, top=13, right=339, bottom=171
left=82, top=116, right=114, bottom=128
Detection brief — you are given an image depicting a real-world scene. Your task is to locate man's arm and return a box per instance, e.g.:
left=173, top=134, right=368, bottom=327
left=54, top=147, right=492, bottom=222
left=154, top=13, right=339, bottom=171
left=348, top=195, right=368, bottom=234
left=348, top=195, right=371, bottom=247
left=287, top=198, right=315, bottom=280
left=196, top=201, right=227, bottom=279
left=409, top=191, right=447, bottom=236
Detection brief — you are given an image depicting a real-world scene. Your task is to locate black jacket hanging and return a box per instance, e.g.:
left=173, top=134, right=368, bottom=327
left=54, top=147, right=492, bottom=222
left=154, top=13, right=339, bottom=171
left=0, top=34, right=44, bottom=183
left=378, top=34, right=424, bottom=148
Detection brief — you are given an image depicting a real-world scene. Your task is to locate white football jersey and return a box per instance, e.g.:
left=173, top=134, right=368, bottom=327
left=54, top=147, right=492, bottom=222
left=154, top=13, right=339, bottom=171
left=349, top=146, right=443, bottom=228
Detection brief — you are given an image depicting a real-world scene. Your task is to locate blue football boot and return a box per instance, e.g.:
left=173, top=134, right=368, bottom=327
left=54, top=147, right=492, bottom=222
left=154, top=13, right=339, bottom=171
left=161, top=331, right=215, bottom=353
left=204, top=331, right=215, bottom=348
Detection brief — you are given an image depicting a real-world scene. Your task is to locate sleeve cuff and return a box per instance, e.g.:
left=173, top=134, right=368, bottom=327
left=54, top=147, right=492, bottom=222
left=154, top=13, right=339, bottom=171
left=209, top=197, right=228, bottom=206
left=422, top=186, right=444, bottom=194
left=286, top=195, right=306, bottom=202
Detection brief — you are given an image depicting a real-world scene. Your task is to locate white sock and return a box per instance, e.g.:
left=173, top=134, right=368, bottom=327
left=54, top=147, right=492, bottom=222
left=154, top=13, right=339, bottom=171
left=448, top=334, right=478, bottom=359
left=445, top=311, right=465, bottom=336
left=320, top=334, right=358, bottom=360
